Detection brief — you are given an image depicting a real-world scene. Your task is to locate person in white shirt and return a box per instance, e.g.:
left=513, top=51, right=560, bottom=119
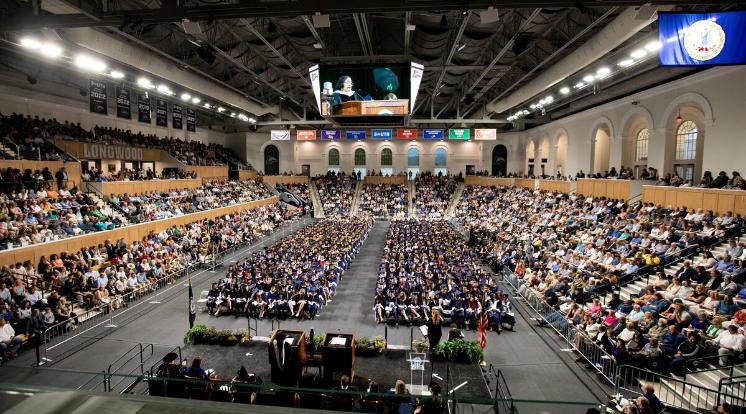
left=711, top=324, right=746, bottom=365
left=0, top=318, right=22, bottom=357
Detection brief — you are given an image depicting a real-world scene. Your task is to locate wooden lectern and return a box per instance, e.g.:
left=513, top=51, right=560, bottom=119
left=332, top=100, right=409, bottom=116
left=321, top=333, right=355, bottom=384
left=268, top=330, right=308, bottom=386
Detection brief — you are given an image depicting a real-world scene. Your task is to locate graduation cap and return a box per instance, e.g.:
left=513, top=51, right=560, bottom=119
left=373, top=67, right=400, bottom=94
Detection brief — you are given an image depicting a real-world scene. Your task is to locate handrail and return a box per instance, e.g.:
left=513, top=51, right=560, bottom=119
left=487, top=364, right=518, bottom=414
left=108, top=343, right=154, bottom=392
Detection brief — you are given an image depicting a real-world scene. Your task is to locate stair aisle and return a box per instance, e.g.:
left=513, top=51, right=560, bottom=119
left=350, top=180, right=363, bottom=215
left=309, top=181, right=325, bottom=218
left=445, top=181, right=465, bottom=219
left=408, top=179, right=415, bottom=218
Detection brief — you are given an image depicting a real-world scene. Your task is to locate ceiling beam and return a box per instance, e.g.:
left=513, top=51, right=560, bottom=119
left=301, top=15, right=325, bottom=50
left=2, top=0, right=722, bottom=31
left=352, top=13, right=371, bottom=56
left=404, top=11, right=411, bottom=56
left=237, top=18, right=311, bottom=87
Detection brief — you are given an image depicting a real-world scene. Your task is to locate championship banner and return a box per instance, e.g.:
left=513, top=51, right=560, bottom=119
left=448, top=128, right=470, bottom=140
left=115, top=86, right=131, bottom=119
left=155, top=99, right=168, bottom=127
left=346, top=130, right=366, bottom=140
left=371, top=129, right=393, bottom=140
left=296, top=130, right=317, bottom=140
left=186, top=108, right=196, bottom=132
left=137, top=92, right=151, bottom=124
left=659, top=11, right=746, bottom=66
left=396, top=129, right=417, bottom=140
left=89, top=79, right=108, bottom=115
left=474, top=128, right=497, bottom=140
left=422, top=129, right=445, bottom=140
left=321, top=129, right=341, bottom=140
left=270, top=130, right=290, bottom=140
left=172, top=104, right=183, bottom=129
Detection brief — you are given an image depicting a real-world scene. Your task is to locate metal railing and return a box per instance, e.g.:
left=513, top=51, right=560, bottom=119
left=502, top=270, right=619, bottom=385
left=719, top=375, right=746, bottom=406
left=487, top=364, right=518, bottom=414
left=615, top=364, right=746, bottom=413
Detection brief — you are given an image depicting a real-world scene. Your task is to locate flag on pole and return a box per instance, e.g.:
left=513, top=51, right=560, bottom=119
left=477, top=310, right=488, bottom=349
left=188, top=275, right=196, bottom=328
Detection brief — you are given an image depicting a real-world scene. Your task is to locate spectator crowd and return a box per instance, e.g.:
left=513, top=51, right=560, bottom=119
left=359, top=184, right=408, bottom=219
left=314, top=173, right=356, bottom=216
left=413, top=174, right=458, bottom=219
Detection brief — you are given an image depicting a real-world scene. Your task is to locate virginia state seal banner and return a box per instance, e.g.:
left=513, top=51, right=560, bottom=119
left=659, top=11, right=746, bottom=66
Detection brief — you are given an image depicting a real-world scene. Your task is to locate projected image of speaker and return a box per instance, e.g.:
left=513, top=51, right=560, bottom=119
left=268, top=330, right=308, bottom=386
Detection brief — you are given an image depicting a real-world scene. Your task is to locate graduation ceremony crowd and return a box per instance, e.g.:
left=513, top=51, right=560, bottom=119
left=413, top=174, right=458, bottom=219
left=455, top=184, right=745, bottom=375
left=206, top=216, right=373, bottom=320
left=314, top=173, right=355, bottom=216
left=359, top=184, right=408, bottom=218
left=374, top=220, right=515, bottom=333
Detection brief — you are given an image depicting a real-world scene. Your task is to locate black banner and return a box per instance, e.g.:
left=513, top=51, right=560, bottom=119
left=89, top=79, right=108, bottom=115
left=155, top=99, right=168, bottom=127
left=137, top=92, right=151, bottom=124
left=186, top=108, right=196, bottom=132
left=115, top=86, right=131, bottom=119
left=172, top=104, right=183, bottom=129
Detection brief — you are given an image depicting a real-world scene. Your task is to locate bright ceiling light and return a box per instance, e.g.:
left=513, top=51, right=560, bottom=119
left=544, top=95, right=554, bottom=102
left=156, top=84, right=170, bottom=93
left=618, top=59, right=634, bottom=68
left=529, top=104, right=537, bottom=109
left=137, top=77, right=154, bottom=89
left=582, top=74, right=595, bottom=83
left=217, top=107, right=225, bottom=112
left=109, top=70, right=125, bottom=79
left=74, top=54, right=107, bottom=73
left=559, top=86, right=570, bottom=95
left=20, top=37, right=42, bottom=50
left=230, top=112, right=236, bottom=118
left=237, top=113, right=249, bottom=121
left=180, top=93, right=191, bottom=101
left=644, top=40, right=662, bottom=52
left=595, top=66, right=611, bottom=79
left=40, top=43, right=62, bottom=58
left=203, top=103, right=211, bottom=108
left=249, top=118, right=256, bottom=123
left=630, top=49, right=648, bottom=59
left=574, top=82, right=585, bottom=89
left=191, top=97, right=201, bottom=104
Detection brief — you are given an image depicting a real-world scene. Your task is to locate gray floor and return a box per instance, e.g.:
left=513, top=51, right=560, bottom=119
left=1, top=218, right=606, bottom=412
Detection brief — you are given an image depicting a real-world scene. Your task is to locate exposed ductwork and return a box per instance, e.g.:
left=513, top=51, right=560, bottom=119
left=485, top=6, right=672, bottom=115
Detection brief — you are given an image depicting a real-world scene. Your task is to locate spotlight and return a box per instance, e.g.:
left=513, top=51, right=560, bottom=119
left=618, top=59, right=634, bottom=68
left=156, top=84, right=170, bottom=93
left=574, top=82, right=585, bottom=89
left=530, top=104, right=537, bottom=109
left=137, top=77, right=154, bottom=89
left=180, top=93, right=191, bottom=101
left=109, top=70, right=125, bottom=79
left=20, top=37, right=41, bottom=50
left=74, top=54, right=107, bottom=73
left=595, top=67, right=611, bottom=79
left=217, top=106, right=225, bottom=112
left=582, top=74, right=595, bottom=83
left=630, top=49, right=647, bottom=59
left=249, top=118, right=256, bottom=123
left=191, top=97, right=201, bottom=104
left=203, top=103, right=211, bottom=109
left=644, top=40, right=662, bottom=52
left=40, top=43, right=62, bottom=58
left=559, top=87, right=570, bottom=95
left=544, top=95, right=554, bottom=103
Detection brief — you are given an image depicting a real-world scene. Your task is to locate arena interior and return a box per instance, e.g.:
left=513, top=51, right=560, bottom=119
left=1, top=1, right=746, bottom=413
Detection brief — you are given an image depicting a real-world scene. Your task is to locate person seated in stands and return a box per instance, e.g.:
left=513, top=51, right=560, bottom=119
left=0, top=317, right=22, bottom=359
left=668, top=331, right=702, bottom=376
left=630, top=337, right=663, bottom=368
left=709, top=324, right=746, bottom=366
left=185, top=357, right=211, bottom=380
left=386, top=380, right=413, bottom=414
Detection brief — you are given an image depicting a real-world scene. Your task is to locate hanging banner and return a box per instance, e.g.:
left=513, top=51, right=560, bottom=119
left=474, top=128, right=497, bottom=140
left=448, top=128, right=470, bottom=140
left=155, top=99, right=168, bottom=127
left=659, top=11, right=746, bottom=66
left=172, top=104, right=183, bottom=129
left=422, top=129, right=445, bottom=140
left=186, top=108, right=196, bottom=132
left=371, top=129, right=393, bottom=140
left=296, top=130, right=317, bottom=140
left=137, top=92, right=151, bottom=124
left=396, top=129, right=418, bottom=140
left=346, top=130, right=366, bottom=140
left=115, top=86, right=131, bottom=119
left=270, top=130, right=290, bottom=140
left=89, top=79, right=108, bottom=115
left=321, top=129, right=341, bottom=140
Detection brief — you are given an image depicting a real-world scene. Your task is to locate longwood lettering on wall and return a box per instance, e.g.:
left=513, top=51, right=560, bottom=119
left=83, top=144, right=145, bottom=161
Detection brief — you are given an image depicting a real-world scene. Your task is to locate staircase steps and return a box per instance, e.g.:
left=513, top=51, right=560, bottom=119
left=350, top=180, right=363, bottom=215
left=445, top=182, right=465, bottom=219
left=309, top=182, right=325, bottom=218
left=408, top=179, right=415, bottom=218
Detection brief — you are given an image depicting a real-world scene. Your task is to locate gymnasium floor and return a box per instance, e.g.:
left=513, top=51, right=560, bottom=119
left=1, top=219, right=609, bottom=413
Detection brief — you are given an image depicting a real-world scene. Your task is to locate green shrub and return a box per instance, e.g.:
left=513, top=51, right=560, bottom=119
left=184, top=325, right=207, bottom=345
left=434, top=340, right=483, bottom=364
left=313, top=332, right=325, bottom=349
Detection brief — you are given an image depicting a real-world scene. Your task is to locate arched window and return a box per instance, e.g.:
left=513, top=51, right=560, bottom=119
left=381, top=148, right=393, bottom=166
left=675, top=121, right=698, bottom=161
left=434, top=148, right=447, bottom=167
left=354, top=148, right=366, bottom=166
left=328, top=148, right=340, bottom=166
left=407, top=148, right=420, bottom=167
left=264, top=144, right=279, bottom=175
left=635, top=128, right=649, bottom=162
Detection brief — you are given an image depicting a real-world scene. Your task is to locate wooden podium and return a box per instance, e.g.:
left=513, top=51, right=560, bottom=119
left=332, top=100, right=409, bottom=116
left=268, top=330, right=308, bottom=386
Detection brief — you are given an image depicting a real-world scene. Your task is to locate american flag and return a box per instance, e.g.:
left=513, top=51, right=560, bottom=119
left=477, top=310, right=488, bottom=349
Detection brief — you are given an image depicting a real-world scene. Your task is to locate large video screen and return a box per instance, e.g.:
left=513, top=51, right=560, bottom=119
left=309, top=62, right=423, bottom=117
left=659, top=11, right=746, bottom=66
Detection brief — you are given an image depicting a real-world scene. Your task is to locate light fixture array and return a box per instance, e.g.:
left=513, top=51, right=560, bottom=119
left=506, top=39, right=663, bottom=123
left=18, top=36, right=257, bottom=124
